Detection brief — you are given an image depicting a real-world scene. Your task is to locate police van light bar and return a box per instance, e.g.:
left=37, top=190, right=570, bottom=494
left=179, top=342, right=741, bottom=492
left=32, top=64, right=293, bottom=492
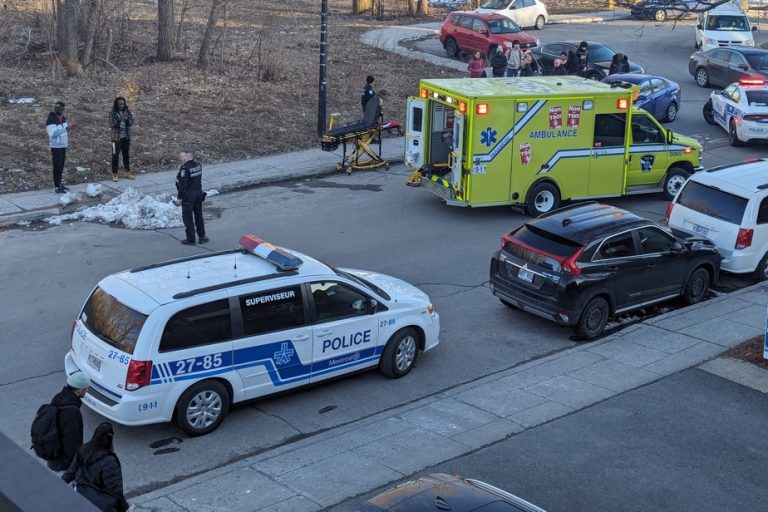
left=239, top=235, right=303, bottom=271
left=740, top=77, right=766, bottom=87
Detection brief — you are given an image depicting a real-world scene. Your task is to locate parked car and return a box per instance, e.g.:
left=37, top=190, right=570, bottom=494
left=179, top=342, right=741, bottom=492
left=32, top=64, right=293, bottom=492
left=702, top=77, right=768, bottom=146
left=667, top=159, right=768, bottom=281
left=474, top=0, right=549, bottom=30
left=490, top=202, right=720, bottom=339
left=689, top=47, right=768, bottom=88
left=630, top=0, right=698, bottom=22
left=602, top=73, right=682, bottom=122
left=531, top=41, right=644, bottom=80
left=439, top=10, right=539, bottom=59
left=357, top=473, right=547, bottom=512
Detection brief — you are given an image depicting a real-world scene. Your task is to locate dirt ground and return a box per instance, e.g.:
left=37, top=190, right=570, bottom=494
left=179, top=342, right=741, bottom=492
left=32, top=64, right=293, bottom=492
left=724, top=336, right=768, bottom=371
left=0, top=0, right=596, bottom=193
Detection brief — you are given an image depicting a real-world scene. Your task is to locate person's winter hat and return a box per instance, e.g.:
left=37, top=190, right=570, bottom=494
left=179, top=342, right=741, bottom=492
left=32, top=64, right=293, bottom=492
left=496, top=46, right=504, bottom=53
left=67, top=370, right=91, bottom=389
left=54, top=101, right=65, bottom=108
left=366, top=75, right=375, bottom=84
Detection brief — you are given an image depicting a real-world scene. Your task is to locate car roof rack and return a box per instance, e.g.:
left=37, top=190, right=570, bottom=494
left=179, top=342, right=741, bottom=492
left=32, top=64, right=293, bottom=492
left=173, top=271, right=298, bottom=300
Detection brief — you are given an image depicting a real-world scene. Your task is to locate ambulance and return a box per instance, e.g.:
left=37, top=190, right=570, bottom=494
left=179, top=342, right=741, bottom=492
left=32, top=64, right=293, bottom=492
left=405, top=76, right=703, bottom=216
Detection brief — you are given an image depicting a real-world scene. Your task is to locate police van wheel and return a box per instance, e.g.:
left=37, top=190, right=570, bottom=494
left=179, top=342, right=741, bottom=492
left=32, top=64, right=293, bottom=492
left=380, top=328, right=419, bottom=379
left=663, top=168, right=689, bottom=200
left=175, top=380, right=230, bottom=436
left=702, top=100, right=716, bottom=125
left=525, top=182, right=560, bottom=217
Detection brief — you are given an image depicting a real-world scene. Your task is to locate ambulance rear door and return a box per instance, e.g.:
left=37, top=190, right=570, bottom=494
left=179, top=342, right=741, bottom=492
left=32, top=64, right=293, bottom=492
left=405, top=97, right=426, bottom=170
left=451, top=112, right=465, bottom=194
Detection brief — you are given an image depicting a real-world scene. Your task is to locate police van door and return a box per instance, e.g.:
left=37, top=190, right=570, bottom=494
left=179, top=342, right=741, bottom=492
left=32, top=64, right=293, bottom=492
left=451, top=112, right=464, bottom=194
left=231, top=285, right=312, bottom=400
left=405, top=97, right=426, bottom=170
left=308, top=280, right=380, bottom=382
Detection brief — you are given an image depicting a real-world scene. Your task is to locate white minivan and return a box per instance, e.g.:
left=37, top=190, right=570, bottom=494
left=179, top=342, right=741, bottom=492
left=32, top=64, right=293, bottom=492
left=695, top=1, right=756, bottom=52
left=474, top=0, right=549, bottom=30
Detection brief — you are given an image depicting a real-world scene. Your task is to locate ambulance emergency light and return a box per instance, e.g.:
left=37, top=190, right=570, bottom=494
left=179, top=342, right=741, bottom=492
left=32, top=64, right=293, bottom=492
left=239, top=235, right=303, bottom=271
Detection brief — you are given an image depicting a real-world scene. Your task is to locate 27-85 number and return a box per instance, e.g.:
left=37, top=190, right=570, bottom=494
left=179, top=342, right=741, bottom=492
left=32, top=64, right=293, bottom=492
left=174, top=353, right=223, bottom=375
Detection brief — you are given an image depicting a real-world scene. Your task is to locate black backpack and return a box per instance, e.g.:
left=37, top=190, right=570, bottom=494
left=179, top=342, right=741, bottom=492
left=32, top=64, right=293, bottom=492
left=30, top=403, right=73, bottom=460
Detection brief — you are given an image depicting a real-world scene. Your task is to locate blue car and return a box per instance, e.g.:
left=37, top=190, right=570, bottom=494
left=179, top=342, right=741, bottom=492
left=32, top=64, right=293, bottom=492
left=602, top=73, right=682, bottom=123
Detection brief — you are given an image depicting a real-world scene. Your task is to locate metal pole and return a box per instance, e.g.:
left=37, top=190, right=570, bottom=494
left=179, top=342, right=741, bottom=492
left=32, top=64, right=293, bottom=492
left=318, top=0, right=328, bottom=136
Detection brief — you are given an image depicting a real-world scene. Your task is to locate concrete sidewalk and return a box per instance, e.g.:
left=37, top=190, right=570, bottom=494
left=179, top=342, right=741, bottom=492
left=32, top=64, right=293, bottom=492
left=131, top=282, right=768, bottom=512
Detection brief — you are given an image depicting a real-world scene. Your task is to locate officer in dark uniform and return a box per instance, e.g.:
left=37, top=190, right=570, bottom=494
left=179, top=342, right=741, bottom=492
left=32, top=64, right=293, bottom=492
left=174, top=149, right=208, bottom=245
left=361, top=75, right=375, bottom=113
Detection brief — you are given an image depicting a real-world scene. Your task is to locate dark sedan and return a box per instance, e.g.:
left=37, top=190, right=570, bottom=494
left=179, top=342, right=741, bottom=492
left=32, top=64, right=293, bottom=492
left=531, top=41, right=644, bottom=80
left=630, top=0, right=698, bottom=22
left=358, top=473, right=547, bottom=512
left=489, top=202, right=721, bottom=340
left=689, top=47, right=768, bottom=88
left=602, top=73, right=682, bottom=122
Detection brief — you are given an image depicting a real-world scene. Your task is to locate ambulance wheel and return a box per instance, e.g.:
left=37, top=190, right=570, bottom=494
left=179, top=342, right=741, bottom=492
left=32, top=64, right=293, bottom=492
left=175, top=380, right=230, bottom=436
left=703, top=100, right=716, bottom=125
left=663, top=167, right=689, bottom=199
left=729, top=120, right=743, bottom=147
left=444, top=37, right=459, bottom=58
left=535, top=15, right=546, bottom=30
left=654, top=9, right=667, bottom=22
left=575, top=296, right=610, bottom=340
left=526, top=182, right=560, bottom=217
left=379, top=327, right=419, bottom=379
left=695, top=67, right=709, bottom=88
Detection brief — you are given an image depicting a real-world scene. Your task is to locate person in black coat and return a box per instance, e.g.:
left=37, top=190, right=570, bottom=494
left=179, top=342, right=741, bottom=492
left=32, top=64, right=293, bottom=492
left=47, top=371, right=90, bottom=472
left=609, top=52, right=630, bottom=75
left=491, top=46, right=508, bottom=77
left=174, top=149, right=208, bottom=246
left=361, top=75, right=375, bottom=113
left=63, top=422, right=132, bottom=512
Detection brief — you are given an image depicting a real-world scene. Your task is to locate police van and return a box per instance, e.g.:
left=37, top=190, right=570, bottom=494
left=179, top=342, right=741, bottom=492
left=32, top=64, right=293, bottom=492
left=405, top=76, right=703, bottom=216
left=65, top=235, right=440, bottom=436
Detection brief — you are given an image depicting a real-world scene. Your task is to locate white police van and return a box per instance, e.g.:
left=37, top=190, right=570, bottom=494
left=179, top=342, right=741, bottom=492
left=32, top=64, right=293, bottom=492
left=65, top=235, right=440, bottom=436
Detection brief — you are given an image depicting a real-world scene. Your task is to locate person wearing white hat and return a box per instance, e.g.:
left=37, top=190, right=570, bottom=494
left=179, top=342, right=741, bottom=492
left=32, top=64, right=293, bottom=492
left=46, top=371, right=90, bottom=472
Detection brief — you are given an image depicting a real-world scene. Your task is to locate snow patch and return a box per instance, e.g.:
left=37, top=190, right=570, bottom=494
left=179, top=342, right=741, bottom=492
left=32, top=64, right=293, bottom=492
left=206, top=188, right=219, bottom=197
left=86, top=183, right=104, bottom=197
left=45, top=188, right=184, bottom=230
left=7, top=97, right=35, bottom=104
left=58, top=192, right=81, bottom=206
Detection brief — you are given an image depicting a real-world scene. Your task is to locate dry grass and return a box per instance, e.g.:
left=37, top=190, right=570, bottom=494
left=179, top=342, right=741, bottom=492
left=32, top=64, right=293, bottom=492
left=724, top=337, right=768, bottom=371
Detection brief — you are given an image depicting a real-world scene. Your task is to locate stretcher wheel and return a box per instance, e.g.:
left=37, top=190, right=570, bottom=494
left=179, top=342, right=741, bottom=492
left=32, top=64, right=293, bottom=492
left=346, top=167, right=353, bottom=175
left=384, top=162, right=390, bottom=171
left=336, top=163, right=343, bottom=172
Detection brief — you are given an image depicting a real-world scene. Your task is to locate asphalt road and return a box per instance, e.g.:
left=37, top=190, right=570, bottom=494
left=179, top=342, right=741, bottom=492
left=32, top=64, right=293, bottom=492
left=330, top=368, right=768, bottom=511
left=0, top=18, right=764, bottom=502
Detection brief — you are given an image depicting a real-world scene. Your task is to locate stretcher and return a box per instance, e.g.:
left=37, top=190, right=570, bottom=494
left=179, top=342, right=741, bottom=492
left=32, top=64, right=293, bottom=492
left=320, top=95, right=392, bottom=174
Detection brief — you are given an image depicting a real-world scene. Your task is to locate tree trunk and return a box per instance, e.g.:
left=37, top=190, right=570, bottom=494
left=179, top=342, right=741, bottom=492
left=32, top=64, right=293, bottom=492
left=352, top=0, right=373, bottom=14
left=157, top=0, right=176, bottom=61
left=59, top=0, right=83, bottom=77
left=81, top=0, right=102, bottom=68
left=175, top=0, right=191, bottom=51
left=416, top=0, right=429, bottom=15
left=198, top=0, right=225, bottom=69
left=406, top=0, right=416, bottom=15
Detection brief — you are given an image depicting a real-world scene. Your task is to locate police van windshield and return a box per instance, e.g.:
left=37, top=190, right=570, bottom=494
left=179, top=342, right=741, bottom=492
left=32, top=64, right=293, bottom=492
left=706, top=15, right=749, bottom=31
left=81, top=286, right=146, bottom=354
left=334, top=268, right=391, bottom=301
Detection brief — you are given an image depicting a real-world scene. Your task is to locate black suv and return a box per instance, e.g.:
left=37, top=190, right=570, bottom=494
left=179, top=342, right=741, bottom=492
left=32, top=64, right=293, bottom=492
left=489, top=202, right=721, bottom=339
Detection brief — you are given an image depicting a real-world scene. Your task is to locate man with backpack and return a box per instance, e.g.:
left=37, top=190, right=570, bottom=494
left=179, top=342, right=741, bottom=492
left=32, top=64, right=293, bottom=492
left=31, top=371, right=90, bottom=472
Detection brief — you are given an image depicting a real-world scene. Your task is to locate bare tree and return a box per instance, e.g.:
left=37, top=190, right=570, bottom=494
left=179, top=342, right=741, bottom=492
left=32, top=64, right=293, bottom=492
left=199, top=0, right=227, bottom=69
left=175, top=0, right=192, bottom=50
left=406, top=0, right=417, bottom=14
left=157, top=0, right=175, bottom=61
left=58, top=0, right=83, bottom=76
left=416, top=0, right=429, bottom=15
left=353, top=0, right=374, bottom=14
left=81, top=0, right=102, bottom=68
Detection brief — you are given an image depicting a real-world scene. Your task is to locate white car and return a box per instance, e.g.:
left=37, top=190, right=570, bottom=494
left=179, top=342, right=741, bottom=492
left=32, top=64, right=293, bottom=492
left=474, top=0, right=548, bottom=30
left=65, top=235, right=440, bottom=435
left=695, top=1, right=755, bottom=52
left=667, top=158, right=768, bottom=280
left=702, top=77, right=768, bottom=146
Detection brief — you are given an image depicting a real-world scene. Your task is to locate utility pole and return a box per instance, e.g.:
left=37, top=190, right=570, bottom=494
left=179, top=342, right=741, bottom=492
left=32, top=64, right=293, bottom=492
left=318, top=0, right=328, bottom=136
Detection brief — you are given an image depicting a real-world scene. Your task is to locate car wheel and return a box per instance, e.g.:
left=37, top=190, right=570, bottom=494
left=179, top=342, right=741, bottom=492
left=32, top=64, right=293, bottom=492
left=575, top=296, right=610, bottom=340
left=379, top=327, right=419, bottom=378
left=535, top=15, right=545, bottom=30
left=174, top=380, right=230, bottom=436
left=444, top=37, right=459, bottom=58
left=702, top=99, right=716, bottom=125
left=682, top=267, right=710, bottom=305
left=663, top=167, right=690, bottom=200
left=500, top=298, right=518, bottom=310
left=665, top=102, right=678, bottom=123
left=754, top=253, right=768, bottom=282
left=525, top=181, right=560, bottom=217
left=729, top=119, right=743, bottom=147
left=654, top=9, right=667, bottom=22
left=585, top=70, right=604, bottom=81
left=695, top=67, right=709, bottom=87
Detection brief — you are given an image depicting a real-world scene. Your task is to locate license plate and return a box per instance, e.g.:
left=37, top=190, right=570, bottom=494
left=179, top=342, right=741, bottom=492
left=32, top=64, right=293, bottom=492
left=518, top=268, right=535, bottom=283
left=87, top=353, right=102, bottom=372
left=691, top=223, right=709, bottom=237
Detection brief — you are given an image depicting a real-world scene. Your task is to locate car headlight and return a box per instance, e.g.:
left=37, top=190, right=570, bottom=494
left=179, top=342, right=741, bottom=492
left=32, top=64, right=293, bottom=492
left=535, top=38, right=541, bottom=47
left=426, top=303, right=434, bottom=315
left=704, top=37, right=716, bottom=45
left=745, top=39, right=755, bottom=46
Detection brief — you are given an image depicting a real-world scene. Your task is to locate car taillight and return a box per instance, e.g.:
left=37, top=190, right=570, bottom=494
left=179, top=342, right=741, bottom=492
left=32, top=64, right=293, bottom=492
left=562, top=247, right=585, bottom=276
left=501, top=234, right=514, bottom=248
left=70, top=319, right=77, bottom=341
left=735, top=228, right=754, bottom=250
left=126, top=360, right=153, bottom=391
left=665, top=202, right=674, bottom=224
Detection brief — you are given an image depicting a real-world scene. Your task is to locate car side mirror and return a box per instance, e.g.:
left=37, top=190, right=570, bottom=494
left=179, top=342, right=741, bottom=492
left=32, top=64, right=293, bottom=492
left=367, top=299, right=378, bottom=314
left=739, top=64, right=748, bottom=70
left=753, top=26, right=758, bottom=31
left=666, top=129, right=673, bottom=144
left=671, top=241, right=685, bottom=253
left=697, top=23, right=703, bottom=30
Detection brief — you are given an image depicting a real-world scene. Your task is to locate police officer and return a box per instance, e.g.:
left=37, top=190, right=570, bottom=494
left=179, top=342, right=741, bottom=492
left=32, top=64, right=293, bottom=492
left=174, top=149, right=208, bottom=245
left=361, top=75, right=375, bottom=113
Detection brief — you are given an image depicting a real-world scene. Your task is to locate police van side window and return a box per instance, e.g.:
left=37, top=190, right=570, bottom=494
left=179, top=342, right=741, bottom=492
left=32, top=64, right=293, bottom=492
left=311, top=282, right=369, bottom=323
left=159, top=300, right=232, bottom=352
left=239, top=286, right=305, bottom=336
left=594, top=113, right=626, bottom=147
